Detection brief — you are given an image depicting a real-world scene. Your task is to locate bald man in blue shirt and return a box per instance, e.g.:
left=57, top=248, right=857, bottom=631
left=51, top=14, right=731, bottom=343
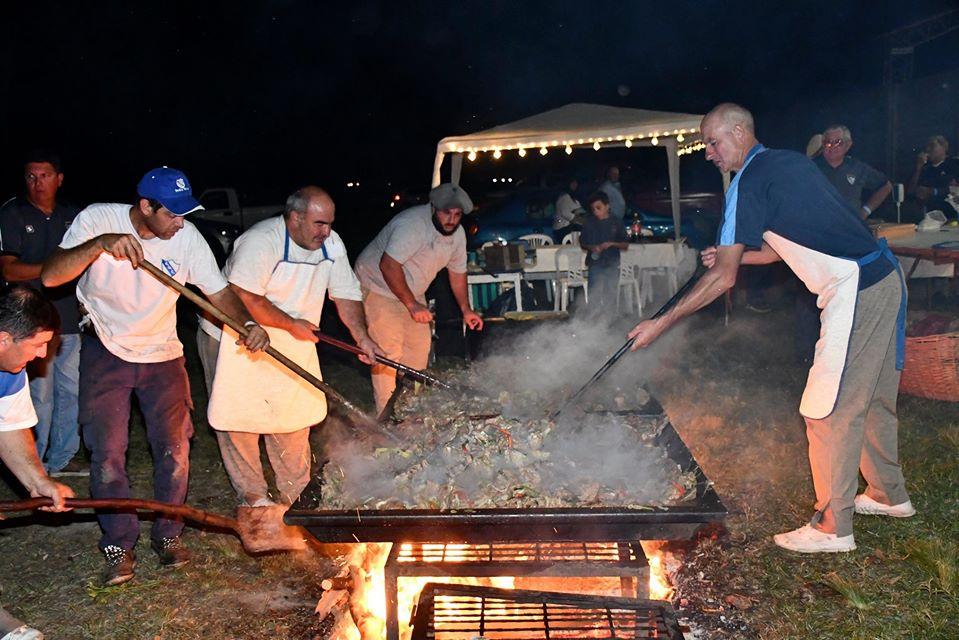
left=627, top=103, right=913, bottom=554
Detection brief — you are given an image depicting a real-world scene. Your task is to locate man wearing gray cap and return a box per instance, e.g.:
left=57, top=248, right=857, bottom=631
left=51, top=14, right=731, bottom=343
left=355, top=183, right=483, bottom=413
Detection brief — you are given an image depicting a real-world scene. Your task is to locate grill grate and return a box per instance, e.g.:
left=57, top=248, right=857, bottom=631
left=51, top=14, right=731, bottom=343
left=397, top=542, right=643, bottom=564
left=410, top=583, right=685, bottom=639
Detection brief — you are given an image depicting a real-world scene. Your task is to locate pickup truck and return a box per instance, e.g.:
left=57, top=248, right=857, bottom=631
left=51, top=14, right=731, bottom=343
left=190, top=188, right=284, bottom=264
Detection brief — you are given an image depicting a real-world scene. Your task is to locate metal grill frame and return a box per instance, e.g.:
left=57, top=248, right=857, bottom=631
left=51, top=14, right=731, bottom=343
left=287, top=408, right=726, bottom=543
left=385, top=542, right=650, bottom=640
left=409, top=583, right=685, bottom=640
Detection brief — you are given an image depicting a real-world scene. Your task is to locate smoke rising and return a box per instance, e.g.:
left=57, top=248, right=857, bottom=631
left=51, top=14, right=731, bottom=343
left=317, top=314, right=695, bottom=510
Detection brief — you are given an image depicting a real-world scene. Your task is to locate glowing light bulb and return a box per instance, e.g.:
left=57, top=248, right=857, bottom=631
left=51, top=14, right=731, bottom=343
left=593, top=141, right=601, bottom=151
left=625, top=139, right=633, bottom=148
left=539, top=146, right=548, bottom=155
left=565, top=145, right=573, bottom=155
left=468, top=151, right=477, bottom=161
left=651, top=137, right=659, bottom=146
left=676, top=134, right=684, bottom=142
left=518, top=147, right=527, bottom=157
left=493, top=149, right=502, bottom=159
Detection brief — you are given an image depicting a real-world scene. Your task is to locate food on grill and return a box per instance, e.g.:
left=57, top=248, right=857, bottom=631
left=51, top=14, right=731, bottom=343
left=318, top=374, right=696, bottom=511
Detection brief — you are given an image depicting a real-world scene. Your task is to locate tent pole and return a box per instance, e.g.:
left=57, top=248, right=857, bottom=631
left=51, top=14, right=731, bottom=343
left=451, top=153, right=463, bottom=185
left=431, top=150, right=446, bottom=187
left=664, top=138, right=681, bottom=242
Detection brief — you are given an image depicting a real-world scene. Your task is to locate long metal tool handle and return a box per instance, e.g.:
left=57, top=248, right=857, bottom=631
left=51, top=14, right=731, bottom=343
left=314, top=331, right=453, bottom=389
left=0, top=497, right=239, bottom=531
left=137, top=260, right=380, bottom=429
left=551, top=265, right=706, bottom=419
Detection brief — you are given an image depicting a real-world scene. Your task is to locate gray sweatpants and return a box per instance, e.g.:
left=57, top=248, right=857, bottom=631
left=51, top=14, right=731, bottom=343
left=196, top=327, right=311, bottom=506
left=805, top=269, right=910, bottom=537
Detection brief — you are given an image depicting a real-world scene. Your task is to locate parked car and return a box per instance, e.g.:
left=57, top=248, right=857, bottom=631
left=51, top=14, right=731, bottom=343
left=187, top=188, right=284, bottom=260
left=462, top=188, right=720, bottom=250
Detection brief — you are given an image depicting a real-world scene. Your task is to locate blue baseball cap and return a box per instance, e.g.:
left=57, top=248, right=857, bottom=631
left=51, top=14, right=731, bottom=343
left=137, top=167, right=203, bottom=216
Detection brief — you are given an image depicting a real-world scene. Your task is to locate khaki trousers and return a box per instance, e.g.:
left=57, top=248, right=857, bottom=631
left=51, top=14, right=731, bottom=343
left=805, top=269, right=910, bottom=537
left=216, top=429, right=311, bottom=506
left=364, top=290, right=432, bottom=414
left=198, top=328, right=312, bottom=505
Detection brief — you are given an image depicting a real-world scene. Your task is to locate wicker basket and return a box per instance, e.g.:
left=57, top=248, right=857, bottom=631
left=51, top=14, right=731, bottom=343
left=899, top=332, right=959, bottom=401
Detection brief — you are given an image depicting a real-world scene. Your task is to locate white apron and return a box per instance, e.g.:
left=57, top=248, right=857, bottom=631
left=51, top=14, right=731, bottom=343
left=765, top=233, right=905, bottom=420
left=723, top=145, right=904, bottom=420
left=208, top=233, right=336, bottom=433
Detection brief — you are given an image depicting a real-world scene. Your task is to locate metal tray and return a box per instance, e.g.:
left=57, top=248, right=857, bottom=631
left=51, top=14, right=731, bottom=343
left=287, top=401, right=726, bottom=543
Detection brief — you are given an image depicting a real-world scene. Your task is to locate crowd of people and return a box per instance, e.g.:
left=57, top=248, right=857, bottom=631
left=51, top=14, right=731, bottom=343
left=0, top=112, right=954, bottom=637
left=0, top=152, right=482, bottom=638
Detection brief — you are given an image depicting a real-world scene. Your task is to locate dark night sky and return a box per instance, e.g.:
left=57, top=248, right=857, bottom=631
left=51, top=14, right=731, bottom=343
left=2, top=0, right=957, bottom=207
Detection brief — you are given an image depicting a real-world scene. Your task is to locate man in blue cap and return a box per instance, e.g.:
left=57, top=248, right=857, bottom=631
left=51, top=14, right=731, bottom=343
left=42, top=167, right=269, bottom=586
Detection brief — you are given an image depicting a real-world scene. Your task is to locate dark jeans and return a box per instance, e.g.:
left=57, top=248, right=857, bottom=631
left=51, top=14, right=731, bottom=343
left=79, top=334, right=194, bottom=550
left=588, top=263, right=620, bottom=314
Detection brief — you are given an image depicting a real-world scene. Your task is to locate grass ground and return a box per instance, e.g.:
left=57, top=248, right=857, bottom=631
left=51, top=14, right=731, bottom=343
left=0, top=298, right=956, bottom=639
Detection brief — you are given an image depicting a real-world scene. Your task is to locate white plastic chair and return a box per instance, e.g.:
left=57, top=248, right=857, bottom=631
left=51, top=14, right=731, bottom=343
left=617, top=264, right=643, bottom=317
left=519, top=233, right=553, bottom=248
left=561, top=231, right=580, bottom=245
left=554, top=247, right=588, bottom=312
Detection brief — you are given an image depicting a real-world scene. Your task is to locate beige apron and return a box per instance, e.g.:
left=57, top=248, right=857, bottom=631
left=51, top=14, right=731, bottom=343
left=208, top=233, right=335, bottom=433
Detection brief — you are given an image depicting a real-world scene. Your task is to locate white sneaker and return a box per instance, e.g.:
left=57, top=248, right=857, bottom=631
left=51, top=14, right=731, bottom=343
left=1, top=625, right=44, bottom=640
left=773, top=524, right=856, bottom=553
left=854, top=494, right=916, bottom=518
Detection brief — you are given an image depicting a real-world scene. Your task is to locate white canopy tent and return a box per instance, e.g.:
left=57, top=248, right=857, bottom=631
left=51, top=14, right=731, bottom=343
left=432, top=103, right=706, bottom=240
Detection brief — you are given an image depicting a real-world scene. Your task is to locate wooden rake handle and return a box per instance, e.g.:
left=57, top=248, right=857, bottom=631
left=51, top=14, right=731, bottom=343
left=0, top=497, right=239, bottom=531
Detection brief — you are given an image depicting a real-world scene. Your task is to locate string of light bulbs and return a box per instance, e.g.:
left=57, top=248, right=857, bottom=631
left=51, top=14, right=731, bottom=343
left=453, top=127, right=700, bottom=161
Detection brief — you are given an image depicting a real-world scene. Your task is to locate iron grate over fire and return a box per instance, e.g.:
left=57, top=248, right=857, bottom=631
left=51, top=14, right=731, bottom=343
left=289, top=321, right=726, bottom=639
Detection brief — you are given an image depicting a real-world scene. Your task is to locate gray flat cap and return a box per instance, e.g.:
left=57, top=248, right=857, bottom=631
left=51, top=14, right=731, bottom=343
left=429, top=183, right=474, bottom=213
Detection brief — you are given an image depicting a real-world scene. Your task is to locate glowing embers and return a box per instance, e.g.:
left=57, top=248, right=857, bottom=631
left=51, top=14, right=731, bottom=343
left=410, top=583, right=686, bottom=639
left=384, top=541, right=651, bottom=640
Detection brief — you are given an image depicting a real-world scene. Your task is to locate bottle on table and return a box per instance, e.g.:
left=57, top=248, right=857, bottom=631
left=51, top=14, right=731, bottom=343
left=630, top=213, right=643, bottom=242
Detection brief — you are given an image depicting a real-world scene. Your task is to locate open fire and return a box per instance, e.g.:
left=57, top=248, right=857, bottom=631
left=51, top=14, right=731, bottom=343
left=321, top=541, right=676, bottom=640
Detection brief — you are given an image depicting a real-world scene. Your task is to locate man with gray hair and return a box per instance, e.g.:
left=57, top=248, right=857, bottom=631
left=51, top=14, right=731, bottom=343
left=814, top=124, right=891, bottom=218
left=198, top=186, right=379, bottom=508
left=627, top=102, right=912, bottom=554
left=355, top=183, right=483, bottom=414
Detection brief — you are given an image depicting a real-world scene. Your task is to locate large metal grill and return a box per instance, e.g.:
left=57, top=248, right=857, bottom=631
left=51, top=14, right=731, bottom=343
left=287, top=414, right=725, bottom=543
left=409, top=583, right=685, bottom=639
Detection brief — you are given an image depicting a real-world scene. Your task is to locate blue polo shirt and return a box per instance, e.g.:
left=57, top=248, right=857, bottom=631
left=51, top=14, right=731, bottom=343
left=718, top=145, right=892, bottom=290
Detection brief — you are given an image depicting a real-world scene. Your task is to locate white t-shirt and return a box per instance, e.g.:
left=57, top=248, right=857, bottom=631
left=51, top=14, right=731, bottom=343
left=199, top=216, right=362, bottom=339
left=0, top=370, right=37, bottom=432
left=354, top=205, right=467, bottom=301
left=60, top=203, right=228, bottom=363
left=553, top=192, right=583, bottom=230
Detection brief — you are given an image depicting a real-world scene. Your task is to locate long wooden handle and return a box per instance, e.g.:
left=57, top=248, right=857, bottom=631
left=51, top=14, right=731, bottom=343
left=0, top=497, right=239, bottom=531
left=137, top=259, right=377, bottom=426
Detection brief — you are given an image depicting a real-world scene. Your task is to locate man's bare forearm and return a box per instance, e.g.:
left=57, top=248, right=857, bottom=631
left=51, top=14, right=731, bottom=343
left=863, top=182, right=892, bottom=216
left=741, top=242, right=781, bottom=265
left=379, top=254, right=417, bottom=308
left=448, top=270, right=473, bottom=313
left=0, top=429, right=47, bottom=495
left=209, top=285, right=258, bottom=327
left=41, top=241, right=103, bottom=286
left=333, top=298, right=372, bottom=343
left=230, top=285, right=295, bottom=330
left=0, top=256, right=42, bottom=282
